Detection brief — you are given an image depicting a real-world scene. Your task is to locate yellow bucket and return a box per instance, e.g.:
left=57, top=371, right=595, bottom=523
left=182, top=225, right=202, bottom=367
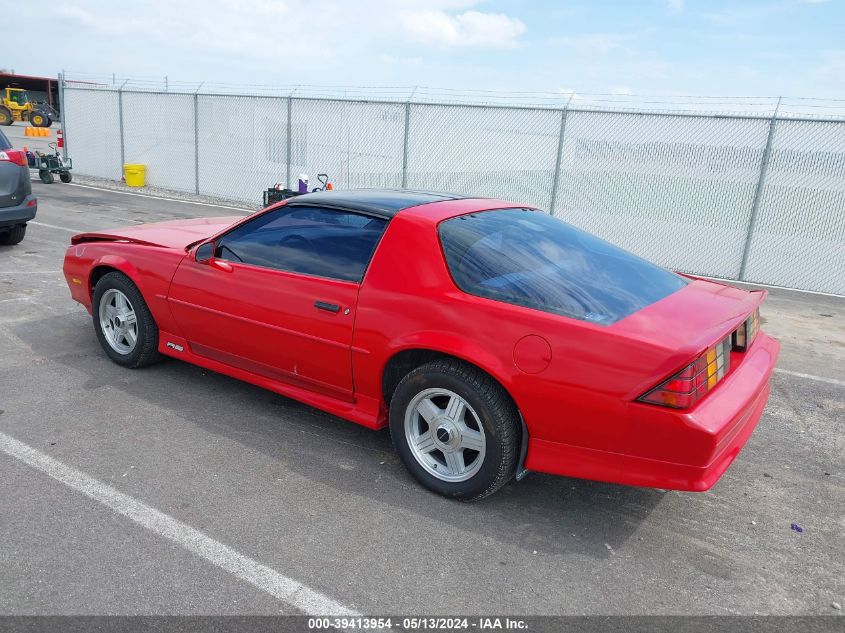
left=123, top=164, right=146, bottom=187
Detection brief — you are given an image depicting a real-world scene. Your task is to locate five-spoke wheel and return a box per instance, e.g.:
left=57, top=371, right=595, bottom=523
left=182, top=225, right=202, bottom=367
left=93, top=271, right=162, bottom=368
left=405, top=388, right=486, bottom=482
left=98, top=288, right=138, bottom=355
left=390, top=358, right=521, bottom=500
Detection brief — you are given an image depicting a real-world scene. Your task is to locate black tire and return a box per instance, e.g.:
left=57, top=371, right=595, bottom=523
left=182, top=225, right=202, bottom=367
left=92, top=271, right=163, bottom=368
left=0, top=107, right=11, bottom=126
left=39, top=170, right=54, bottom=184
left=30, top=112, right=48, bottom=127
left=44, top=117, right=53, bottom=128
left=60, top=171, right=72, bottom=183
left=0, top=224, right=26, bottom=246
left=389, top=359, right=521, bottom=501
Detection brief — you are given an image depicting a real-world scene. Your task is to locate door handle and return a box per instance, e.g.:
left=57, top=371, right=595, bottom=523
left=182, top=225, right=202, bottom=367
left=209, top=259, right=233, bottom=272
left=314, top=301, right=341, bottom=313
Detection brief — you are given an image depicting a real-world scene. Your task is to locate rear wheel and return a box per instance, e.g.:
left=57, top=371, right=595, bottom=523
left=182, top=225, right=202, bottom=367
left=0, top=107, right=11, bottom=126
left=92, top=271, right=162, bottom=368
left=389, top=359, right=521, bottom=500
left=0, top=224, right=26, bottom=245
left=39, top=170, right=54, bottom=184
left=59, top=171, right=72, bottom=183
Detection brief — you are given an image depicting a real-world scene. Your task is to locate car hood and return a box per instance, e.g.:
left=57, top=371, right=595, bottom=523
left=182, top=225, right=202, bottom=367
left=70, top=216, right=243, bottom=249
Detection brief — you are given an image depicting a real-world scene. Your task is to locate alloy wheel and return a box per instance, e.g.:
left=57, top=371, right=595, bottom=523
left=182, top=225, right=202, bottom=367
left=98, top=288, right=138, bottom=355
left=404, top=388, right=487, bottom=482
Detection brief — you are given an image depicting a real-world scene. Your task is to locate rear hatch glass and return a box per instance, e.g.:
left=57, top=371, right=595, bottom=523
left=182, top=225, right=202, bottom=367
left=439, top=208, right=688, bottom=325
left=0, top=129, right=27, bottom=208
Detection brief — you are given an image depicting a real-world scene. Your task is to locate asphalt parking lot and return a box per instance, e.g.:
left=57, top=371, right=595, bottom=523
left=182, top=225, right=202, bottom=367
left=0, top=182, right=843, bottom=615
left=2, top=123, right=56, bottom=154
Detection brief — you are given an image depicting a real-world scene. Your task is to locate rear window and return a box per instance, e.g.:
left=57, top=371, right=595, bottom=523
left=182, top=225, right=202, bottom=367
left=0, top=130, right=11, bottom=151
left=438, top=208, right=688, bottom=325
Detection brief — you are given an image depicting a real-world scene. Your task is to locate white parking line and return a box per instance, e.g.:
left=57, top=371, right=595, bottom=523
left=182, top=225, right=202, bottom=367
left=29, top=221, right=79, bottom=233
left=67, top=183, right=252, bottom=213
left=0, top=430, right=357, bottom=616
left=774, top=368, right=845, bottom=388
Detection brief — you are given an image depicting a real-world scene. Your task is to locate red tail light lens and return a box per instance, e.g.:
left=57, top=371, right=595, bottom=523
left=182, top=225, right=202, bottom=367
left=733, top=308, right=760, bottom=351
left=0, top=150, right=28, bottom=167
left=638, top=336, right=732, bottom=409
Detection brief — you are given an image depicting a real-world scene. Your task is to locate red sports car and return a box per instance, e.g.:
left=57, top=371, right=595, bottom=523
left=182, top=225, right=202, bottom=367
left=63, top=190, right=779, bottom=500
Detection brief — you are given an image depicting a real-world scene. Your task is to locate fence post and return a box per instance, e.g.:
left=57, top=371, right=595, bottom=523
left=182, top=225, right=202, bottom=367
left=548, top=94, right=573, bottom=213
left=401, top=101, right=411, bottom=188
left=193, top=93, right=200, bottom=194
left=286, top=96, right=293, bottom=189
left=739, top=96, right=781, bottom=280
left=58, top=71, right=67, bottom=161
left=117, top=80, right=128, bottom=178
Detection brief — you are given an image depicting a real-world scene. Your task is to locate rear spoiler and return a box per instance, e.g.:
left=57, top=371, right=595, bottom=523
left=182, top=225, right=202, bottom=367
left=70, top=233, right=160, bottom=247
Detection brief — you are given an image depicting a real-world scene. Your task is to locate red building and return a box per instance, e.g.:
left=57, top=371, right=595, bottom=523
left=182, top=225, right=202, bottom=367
left=1, top=72, right=60, bottom=114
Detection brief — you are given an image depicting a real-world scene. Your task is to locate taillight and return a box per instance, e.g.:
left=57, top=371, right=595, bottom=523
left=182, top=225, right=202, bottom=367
left=733, top=308, right=760, bottom=351
left=638, top=336, right=732, bottom=409
left=0, top=150, right=27, bottom=167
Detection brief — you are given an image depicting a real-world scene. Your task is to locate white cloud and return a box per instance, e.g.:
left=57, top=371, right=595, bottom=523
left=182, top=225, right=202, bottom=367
left=379, top=54, right=424, bottom=66
left=399, top=9, right=526, bottom=48
left=550, top=32, right=639, bottom=55
left=222, top=0, right=288, bottom=15
left=667, top=0, right=684, bottom=14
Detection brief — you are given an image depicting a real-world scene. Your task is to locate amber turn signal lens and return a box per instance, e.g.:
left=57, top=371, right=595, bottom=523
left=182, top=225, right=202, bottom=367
left=638, top=336, right=732, bottom=409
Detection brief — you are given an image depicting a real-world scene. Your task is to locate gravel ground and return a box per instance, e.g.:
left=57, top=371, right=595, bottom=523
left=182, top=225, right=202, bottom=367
left=70, top=174, right=263, bottom=212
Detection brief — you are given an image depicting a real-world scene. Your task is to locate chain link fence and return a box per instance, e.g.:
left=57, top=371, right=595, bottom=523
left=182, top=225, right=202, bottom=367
left=198, top=95, right=289, bottom=200
left=60, top=81, right=845, bottom=295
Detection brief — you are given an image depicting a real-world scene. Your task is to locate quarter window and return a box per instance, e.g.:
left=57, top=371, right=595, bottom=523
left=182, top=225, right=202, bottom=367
left=216, top=205, right=388, bottom=282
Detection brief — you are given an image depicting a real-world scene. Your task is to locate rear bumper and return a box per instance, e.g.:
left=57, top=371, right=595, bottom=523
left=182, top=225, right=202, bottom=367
left=524, top=332, right=780, bottom=491
left=0, top=195, right=37, bottom=227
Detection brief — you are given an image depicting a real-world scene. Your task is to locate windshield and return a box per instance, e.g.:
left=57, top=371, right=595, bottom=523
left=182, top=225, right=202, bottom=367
left=438, top=208, right=688, bottom=325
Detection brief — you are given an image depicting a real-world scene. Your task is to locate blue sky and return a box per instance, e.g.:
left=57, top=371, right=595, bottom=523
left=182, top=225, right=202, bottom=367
left=4, top=0, right=844, bottom=99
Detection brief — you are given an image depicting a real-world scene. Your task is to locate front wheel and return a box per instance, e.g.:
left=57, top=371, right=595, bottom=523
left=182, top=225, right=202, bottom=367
left=39, top=170, right=54, bottom=184
left=60, top=171, right=72, bottom=183
left=389, top=359, right=521, bottom=501
left=30, top=112, right=49, bottom=127
left=92, top=271, right=162, bottom=368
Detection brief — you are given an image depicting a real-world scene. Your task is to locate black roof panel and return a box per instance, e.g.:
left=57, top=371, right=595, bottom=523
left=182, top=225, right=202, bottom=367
left=285, top=189, right=469, bottom=218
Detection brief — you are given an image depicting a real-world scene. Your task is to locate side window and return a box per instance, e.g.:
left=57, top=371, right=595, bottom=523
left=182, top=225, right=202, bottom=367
left=216, top=205, right=388, bottom=282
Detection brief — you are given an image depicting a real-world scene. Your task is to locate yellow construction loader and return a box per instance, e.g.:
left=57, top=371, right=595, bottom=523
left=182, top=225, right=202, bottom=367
left=0, top=87, right=56, bottom=127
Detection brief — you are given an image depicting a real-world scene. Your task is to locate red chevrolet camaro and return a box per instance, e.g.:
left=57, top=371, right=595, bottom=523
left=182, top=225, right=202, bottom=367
left=63, top=190, right=779, bottom=500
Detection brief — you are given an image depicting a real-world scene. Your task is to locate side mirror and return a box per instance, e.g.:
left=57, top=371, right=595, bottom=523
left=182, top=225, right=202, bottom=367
left=196, top=241, right=215, bottom=263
